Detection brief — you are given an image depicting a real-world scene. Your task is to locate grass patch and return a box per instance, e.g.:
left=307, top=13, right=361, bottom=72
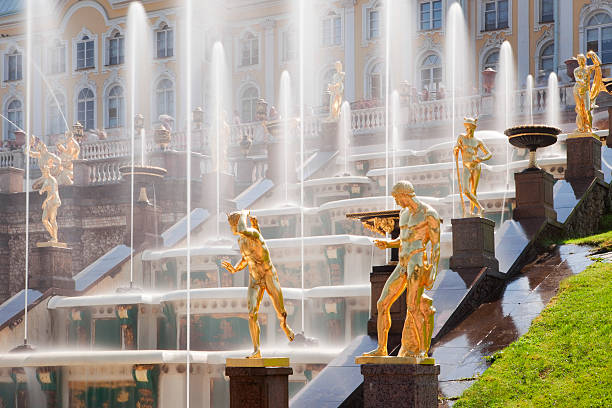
left=454, top=261, right=612, bottom=408
left=565, top=214, right=612, bottom=252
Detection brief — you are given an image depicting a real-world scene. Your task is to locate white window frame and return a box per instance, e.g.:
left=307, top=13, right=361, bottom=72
left=4, top=98, right=22, bottom=140
left=239, top=85, right=259, bottom=123
left=5, top=51, right=23, bottom=82
left=155, top=23, right=174, bottom=59
left=280, top=28, right=296, bottom=63
left=362, top=0, right=383, bottom=44
left=239, top=32, right=260, bottom=67
left=72, top=29, right=98, bottom=73
left=538, top=42, right=554, bottom=78
left=419, top=53, right=443, bottom=96
left=320, top=11, right=343, bottom=47
left=539, top=0, right=554, bottom=23
left=365, top=60, right=384, bottom=100
left=106, top=85, right=124, bottom=129
left=419, top=0, right=443, bottom=31
left=46, top=93, right=66, bottom=136
left=107, top=30, right=125, bottom=66
left=77, top=87, right=96, bottom=131
left=479, top=0, right=512, bottom=34
left=46, top=39, right=67, bottom=76
left=155, top=78, right=175, bottom=119
left=585, top=12, right=612, bottom=65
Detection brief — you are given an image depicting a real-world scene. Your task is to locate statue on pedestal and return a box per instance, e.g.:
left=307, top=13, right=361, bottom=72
left=222, top=211, right=295, bottom=358
left=453, top=117, right=492, bottom=217
left=328, top=61, right=345, bottom=120
left=360, top=181, right=440, bottom=362
left=55, top=132, right=80, bottom=185
left=572, top=51, right=612, bottom=137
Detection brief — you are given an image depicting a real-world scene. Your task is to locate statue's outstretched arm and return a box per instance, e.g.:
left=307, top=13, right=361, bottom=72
left=478, top=141, right=492, bottom=162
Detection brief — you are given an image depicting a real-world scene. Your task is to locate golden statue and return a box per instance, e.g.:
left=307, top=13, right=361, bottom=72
left=328, top=61, right=345, bottom=120
left=453, top=117, right=492, bottom=217
left=572, top=51, right=612, bottom=137
left=55, top=131, right=80, bottom=185
left=27, top=136, right=65, bottom=246
left=359, top=181, right=440, bottom=362
left=222, top=211, right=295, bottom=358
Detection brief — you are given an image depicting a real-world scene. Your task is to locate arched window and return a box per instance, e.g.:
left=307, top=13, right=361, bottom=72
left=240, top=32, right=259, bottom=67
left=539, top=43, right=554, bottom=77
left=108, top=30, right=124, bottom=66
left=156, top=79, right=174, bottom=118
left=420, top=54, right=442, bottom=95
left=107, top=86, right=124, bottom=128
left=47, top=94, right=66, bottom=135
left=240, top=86, right=259, bottom=123
left=5, top=50, right=22, bottom=81
left=5, top=99, right=22, bottom=140
left=586, top=13, right=612, bottom=64
left=367, top=62, right=384, bottom=100
left=77, top=88, right=95, bottom=131
left=156, top=24, right=174, bottom=59
left=483, top=50, right=499, bottom=70
left=77, top=34, right=95, bottom=69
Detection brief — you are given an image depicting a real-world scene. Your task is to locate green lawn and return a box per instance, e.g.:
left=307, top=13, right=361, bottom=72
left=454, top=260, right=612, bottom=408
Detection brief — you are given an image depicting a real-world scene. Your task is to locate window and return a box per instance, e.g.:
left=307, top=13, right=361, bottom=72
left=5, top=99, right=22, bottom=140
left=484, top=0, right=508, bottom=31
left=368, top=62, right=384, bottom=100
left=367, top=3, right=381, bottom=40
left=240, top=86, right=259, bottom=123
left=282, top=30, right=295, bottom=62
left=540, top=0, right=553, bottom=23
left=108, top=31, right=124, bottom=66
left=321, top=11, right=342, bottom=46
left=539, top=43, right=554, bottom=77
left=420, top=54, right=443, bottom=95
left=48, top=40, right=66, bottom=75
left=77, top=35, right=95, bottom=70
left=156, top=79, right=174, bottom=118
left=47, top=95, right=65, bottom=135
left=420, top=1, right=442, bottom=30
left=586, top=13, right=612, bottom=64
left=6, top=51, right=22, bottom=81
left=77, top=88, right=95, bottom=131
left=483, top=50, right=499, bottom=70
left=107, top=86, right=124, bottom=128
left=240, top=32, right=259, bottom=66
left=156, top=24, right=174, bottom=59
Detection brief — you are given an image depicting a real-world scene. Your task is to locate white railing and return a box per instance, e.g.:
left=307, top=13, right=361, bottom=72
left=79, top=159, right=130, bottom=185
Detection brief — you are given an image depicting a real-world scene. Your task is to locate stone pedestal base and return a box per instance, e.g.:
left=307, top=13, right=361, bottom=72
left=361, top=364, right=440, bottom=408
left=513, top=169, right=557, bottom=222
left=565, top=136, right=603, bottom=195
left=125, top=201, right=161, bottom=250
left=449, top=217, right=498, bottom=280
left=29, top=245, right=74, bottom=291
left=320, top=120, right=339, bottom=151
left=368, top=265, right=405, bottom=342
left=0, top=167, right=24, bottom=193
left=225, top=366, right=292, bottom=408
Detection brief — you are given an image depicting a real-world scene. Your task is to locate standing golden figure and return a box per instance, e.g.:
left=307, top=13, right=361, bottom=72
left=222, top=211, right=295, bottom=359
left=327, top=61, right=345, bottom=120
left=359, top=181, right=441, bottom=362
left=572, top=51, right=612, bottom=137
left=55, top=132, right=80, bottom=185
left=453, top=117, right=492, bottom=217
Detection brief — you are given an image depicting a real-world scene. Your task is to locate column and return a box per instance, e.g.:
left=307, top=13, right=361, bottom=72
left=516, top=0, right=530, bottom=86
left=558, top=0, right=574, bottom=73
left=343, top=1, right=356, bottom=102
left=264, top=19, right=276, bottom=107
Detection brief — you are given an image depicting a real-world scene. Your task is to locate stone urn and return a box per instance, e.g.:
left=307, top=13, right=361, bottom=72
left=482, top=68, right=497, bottom=94
left=565, top=57, right=578, bottom=82
left=154, top=125, right=171, bottom=150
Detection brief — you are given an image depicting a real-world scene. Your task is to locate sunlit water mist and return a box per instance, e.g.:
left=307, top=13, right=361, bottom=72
left=279, top=71, right=293, bottom=203
left=546, top=73, right=560, bottom=127
left=210, top=42, right=227, bottom=239
left=495, top=41, right=516, bottom=226
left=391, top=91, right=400, bottom=186
left=526, top=74, right=535, bottom=124
left=339, top=102, right=352, bottom=176
left=127, top=2, right=152, bottom=165
left=445, top=3, right=471, bottom=219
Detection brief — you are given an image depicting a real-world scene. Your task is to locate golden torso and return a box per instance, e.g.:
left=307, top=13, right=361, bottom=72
left=458, top=135, right=482, bottom=170
left=398, top=205, right=432, bottom=267
left=238, top=233, right=275, bottom=283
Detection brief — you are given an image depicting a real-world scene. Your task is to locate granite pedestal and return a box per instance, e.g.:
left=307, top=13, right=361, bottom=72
left=29, top=245, right=74, bottom=291
left=361, top=363, right=440, bottom=408
left=125, top=200, right=162, bottom=250
left=565, top=136, right=603, bottom=196
left=225, top=364, right=292, bottom=408
left=0, top=167, right=24, bottom=193
left=320, top=120, right=339, bottom=151
left=449, top=217, right=499, bottom=283
left=513, top=168, right=557, bottom=222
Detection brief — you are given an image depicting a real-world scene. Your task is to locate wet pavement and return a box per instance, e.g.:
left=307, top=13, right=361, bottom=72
left=433, top=244, right=594, bottom=406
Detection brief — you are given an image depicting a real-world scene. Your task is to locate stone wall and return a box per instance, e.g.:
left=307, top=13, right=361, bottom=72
left=564, top=179, right=612, bottom=238
left=0, top=179, right=204, bottom=303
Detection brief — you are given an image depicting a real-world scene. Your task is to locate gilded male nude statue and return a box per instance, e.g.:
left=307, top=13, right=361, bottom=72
left=38, top=160, right=61, bottom=244
left=328, top=61, right=345, bottom=120
left=55, top=132, right=80, bottom=185
left=453, top=117, right=492, bottom=217
left=362, top=181, right=441, bottom=359
left=222, top=211, right=295, bottom=358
